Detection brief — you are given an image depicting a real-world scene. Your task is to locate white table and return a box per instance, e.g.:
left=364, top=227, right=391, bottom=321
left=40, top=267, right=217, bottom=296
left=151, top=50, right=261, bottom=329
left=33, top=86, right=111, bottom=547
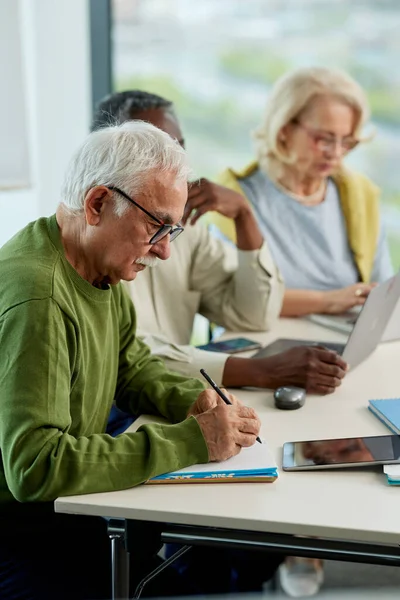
left=55, top=318, right=400, bottom=599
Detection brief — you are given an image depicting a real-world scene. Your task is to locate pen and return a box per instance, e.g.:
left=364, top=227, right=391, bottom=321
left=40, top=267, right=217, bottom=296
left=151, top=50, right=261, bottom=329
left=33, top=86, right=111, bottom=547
left=199, top=368, right=262, bottom=444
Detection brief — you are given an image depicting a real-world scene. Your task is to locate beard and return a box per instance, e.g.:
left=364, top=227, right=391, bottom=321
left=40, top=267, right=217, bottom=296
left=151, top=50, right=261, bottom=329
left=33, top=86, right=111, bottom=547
left=135, top=256, right=159, bottom=268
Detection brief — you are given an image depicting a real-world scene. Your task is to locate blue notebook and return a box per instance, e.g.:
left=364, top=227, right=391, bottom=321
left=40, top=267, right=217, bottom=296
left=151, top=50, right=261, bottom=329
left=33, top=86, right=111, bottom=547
left=368, top=398, right=400, bottom=435
left=146, top=441, right=278, bottom=484
left=127, top=414, right=278, bottom=485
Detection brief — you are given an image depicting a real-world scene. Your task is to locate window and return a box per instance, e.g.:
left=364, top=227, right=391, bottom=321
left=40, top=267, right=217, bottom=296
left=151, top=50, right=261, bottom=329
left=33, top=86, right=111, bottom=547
left=112, top=0, right=400, bottom=268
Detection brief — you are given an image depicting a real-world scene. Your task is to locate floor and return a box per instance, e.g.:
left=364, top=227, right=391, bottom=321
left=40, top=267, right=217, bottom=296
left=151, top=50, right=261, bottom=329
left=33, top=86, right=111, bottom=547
left=266, top=559, right=400, bottom=598
left=270, top=591, right=399, bottom=600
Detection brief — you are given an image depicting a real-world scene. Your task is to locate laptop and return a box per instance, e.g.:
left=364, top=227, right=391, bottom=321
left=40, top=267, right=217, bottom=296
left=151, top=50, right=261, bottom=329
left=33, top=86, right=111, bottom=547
left=252, top=271, right=400, bottom=370
left=379, top=296, right=400, bottom=343
left=305, top=307, right=362, bottom=335
left=305, top=279, right=400, bottom=342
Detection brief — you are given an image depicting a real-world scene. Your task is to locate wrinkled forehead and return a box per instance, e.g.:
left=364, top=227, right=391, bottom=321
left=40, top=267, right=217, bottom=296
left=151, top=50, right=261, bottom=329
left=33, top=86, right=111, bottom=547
left=136, top=172, right=187, bottom=224
left=298, top=94, right=357, bottom=133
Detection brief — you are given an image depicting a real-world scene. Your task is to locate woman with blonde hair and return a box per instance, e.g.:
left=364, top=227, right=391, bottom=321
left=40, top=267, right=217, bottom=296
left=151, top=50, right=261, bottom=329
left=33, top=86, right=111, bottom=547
left=213, top=66, right=393, bottom=319
left=205, top=66, right=394, bottom=597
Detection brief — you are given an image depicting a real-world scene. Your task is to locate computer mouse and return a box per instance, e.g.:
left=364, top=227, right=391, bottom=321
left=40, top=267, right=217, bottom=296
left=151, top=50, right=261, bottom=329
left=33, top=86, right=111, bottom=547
left=274, top=386, right=306, bottom=410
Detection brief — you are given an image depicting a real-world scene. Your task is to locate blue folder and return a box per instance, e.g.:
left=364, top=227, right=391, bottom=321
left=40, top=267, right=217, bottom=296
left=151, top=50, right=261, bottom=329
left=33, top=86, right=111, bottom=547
left=368, top=398, right=400, bottom=435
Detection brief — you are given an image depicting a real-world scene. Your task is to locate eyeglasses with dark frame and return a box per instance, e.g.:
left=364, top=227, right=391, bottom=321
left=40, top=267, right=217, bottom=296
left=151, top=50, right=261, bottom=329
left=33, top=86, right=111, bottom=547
left=292, top=119, right=359, bottom=154
left=108, top=186, right=184, bottom=244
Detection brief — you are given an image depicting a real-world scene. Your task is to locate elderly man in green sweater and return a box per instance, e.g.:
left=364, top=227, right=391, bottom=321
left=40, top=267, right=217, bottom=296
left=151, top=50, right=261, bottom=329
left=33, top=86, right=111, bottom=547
left=0, top=121, right=262, bottom=600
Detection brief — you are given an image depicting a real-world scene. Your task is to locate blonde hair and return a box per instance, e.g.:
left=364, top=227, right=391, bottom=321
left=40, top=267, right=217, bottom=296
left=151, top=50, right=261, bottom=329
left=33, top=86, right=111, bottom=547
left=253, top=66, right=371, bottom=177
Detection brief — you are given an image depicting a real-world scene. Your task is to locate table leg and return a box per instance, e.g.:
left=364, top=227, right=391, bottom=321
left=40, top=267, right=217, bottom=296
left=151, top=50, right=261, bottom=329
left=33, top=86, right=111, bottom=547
left=108, top=520, right=130, bottom=600
left=132, top=544, right=191, bottom=599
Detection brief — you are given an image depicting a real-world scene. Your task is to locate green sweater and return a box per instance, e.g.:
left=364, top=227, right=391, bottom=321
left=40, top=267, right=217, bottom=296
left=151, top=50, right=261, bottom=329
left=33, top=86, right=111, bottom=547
left=0, top=215, right=208, bottom=506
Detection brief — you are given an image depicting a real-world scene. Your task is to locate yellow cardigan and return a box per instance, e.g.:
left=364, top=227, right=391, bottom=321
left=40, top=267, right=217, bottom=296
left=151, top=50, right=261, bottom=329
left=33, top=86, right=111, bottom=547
left=210, top=161, right=380, bottom=283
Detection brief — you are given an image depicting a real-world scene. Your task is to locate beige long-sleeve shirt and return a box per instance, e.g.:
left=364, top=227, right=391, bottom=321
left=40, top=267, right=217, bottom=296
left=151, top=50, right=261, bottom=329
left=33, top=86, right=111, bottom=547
left=125, top=222, right=284, bottom=384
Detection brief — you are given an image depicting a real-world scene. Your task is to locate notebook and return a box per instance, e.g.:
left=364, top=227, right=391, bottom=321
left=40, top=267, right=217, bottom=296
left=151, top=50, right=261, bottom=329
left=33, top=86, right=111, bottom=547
left=146, top=441, right=278, bottom=484
left=383, top=464, right=400, bottom=485
left=368, top=398, right=400, bottom=435
left=127, top=415, right=278, bottom=484
left=368, top=400, right=400, bottom=485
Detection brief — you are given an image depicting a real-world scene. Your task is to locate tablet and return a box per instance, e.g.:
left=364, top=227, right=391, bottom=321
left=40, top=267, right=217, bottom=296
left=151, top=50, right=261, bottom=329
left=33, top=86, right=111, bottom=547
left=282, top=434, right=400, bottom=471
left=197, top=337, right=261, bottom=354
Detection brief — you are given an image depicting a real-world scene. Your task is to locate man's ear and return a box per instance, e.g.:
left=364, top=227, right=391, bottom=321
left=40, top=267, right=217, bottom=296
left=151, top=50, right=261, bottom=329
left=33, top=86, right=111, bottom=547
left=84, top=186, right=112, bottom=226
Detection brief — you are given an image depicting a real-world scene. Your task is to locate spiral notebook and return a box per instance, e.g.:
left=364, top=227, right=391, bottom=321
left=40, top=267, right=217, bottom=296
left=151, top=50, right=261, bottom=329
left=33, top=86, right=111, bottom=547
left=128, top=415, right=278, bottom=484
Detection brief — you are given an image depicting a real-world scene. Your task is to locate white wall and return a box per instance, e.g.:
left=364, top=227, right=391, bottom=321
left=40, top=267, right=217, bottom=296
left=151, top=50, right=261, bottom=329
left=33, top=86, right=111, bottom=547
left=0, top=0, right=30, bottom=189
left=0, top=0, right=92, bottom=247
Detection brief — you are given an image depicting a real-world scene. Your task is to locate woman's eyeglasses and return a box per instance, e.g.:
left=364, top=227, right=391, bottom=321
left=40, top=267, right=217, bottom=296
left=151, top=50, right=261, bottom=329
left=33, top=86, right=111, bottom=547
left=293, top=120, right=359, bottom=154
left=108, top=186, right=184, bottom=244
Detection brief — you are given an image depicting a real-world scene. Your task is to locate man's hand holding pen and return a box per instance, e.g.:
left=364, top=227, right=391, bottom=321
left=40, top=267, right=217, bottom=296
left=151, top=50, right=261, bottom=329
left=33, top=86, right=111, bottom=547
left=187, top=388, right=261, bottom=462
left=187, top=387, right=239, bottom=416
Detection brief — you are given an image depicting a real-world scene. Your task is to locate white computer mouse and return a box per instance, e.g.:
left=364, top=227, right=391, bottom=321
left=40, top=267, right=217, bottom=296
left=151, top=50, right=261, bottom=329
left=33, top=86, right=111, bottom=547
left=274, top=386, right=306, bottom=410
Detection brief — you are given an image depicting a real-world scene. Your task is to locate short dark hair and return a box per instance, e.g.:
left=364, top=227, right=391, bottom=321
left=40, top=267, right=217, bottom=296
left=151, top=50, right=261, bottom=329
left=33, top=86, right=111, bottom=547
left=91, top=90, right=175, bottom=131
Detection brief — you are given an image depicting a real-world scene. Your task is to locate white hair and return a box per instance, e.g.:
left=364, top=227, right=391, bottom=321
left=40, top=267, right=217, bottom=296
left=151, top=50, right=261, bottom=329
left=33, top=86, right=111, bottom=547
left=253, top=66, right=371, bottom=178
left=61, top=120, right=192, bottom=216
left=135, top=255, right=159, bottom=267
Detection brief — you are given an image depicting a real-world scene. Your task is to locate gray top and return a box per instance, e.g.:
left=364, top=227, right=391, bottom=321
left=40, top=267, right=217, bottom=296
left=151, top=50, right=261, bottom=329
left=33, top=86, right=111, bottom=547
left=239, top=168, right=394, bottom=291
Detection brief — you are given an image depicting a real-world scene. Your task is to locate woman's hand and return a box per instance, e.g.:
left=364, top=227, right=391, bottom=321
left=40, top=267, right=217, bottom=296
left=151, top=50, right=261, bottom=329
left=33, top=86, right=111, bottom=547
left=323, top=283, right=377, bottom=315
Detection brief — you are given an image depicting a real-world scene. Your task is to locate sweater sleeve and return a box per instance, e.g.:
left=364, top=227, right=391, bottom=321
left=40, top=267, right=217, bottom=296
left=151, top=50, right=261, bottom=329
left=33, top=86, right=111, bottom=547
left=0, top=297, right=208, bottom=504
left=189, top=224, right=283, bottom=332
left=135, top=331, right=229, bottom=386
left=115, top=284, right=208, bottom=420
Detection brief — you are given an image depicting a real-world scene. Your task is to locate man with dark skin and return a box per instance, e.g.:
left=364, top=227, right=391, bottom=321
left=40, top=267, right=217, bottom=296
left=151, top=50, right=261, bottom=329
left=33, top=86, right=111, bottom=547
left=91, top=91, right=349, bottom=596
left=93, top=90, right=348, bottom=397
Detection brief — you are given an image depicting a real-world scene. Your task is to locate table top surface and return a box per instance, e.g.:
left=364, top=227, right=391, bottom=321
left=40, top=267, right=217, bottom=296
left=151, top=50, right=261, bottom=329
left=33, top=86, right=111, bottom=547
left=55, top=319, right=400, bottom=545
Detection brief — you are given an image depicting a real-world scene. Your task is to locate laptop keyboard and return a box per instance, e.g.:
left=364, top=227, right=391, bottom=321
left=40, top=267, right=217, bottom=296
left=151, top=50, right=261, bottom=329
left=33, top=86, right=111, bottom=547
left=252, top=338, right=345, bottom=359
left=347, top=314, right=358, bottom=325
left=320, top=341, right=346, bottom=353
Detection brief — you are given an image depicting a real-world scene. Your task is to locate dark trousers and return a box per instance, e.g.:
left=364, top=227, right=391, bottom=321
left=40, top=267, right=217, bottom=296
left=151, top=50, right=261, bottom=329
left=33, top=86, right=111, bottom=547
left=0, top=510, right=112, bottom=600
left=165, top=543, right=283, bottom=595
left=0, top=507, right=196, bottom=600
left=0, top=505, right=283, bottom=600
